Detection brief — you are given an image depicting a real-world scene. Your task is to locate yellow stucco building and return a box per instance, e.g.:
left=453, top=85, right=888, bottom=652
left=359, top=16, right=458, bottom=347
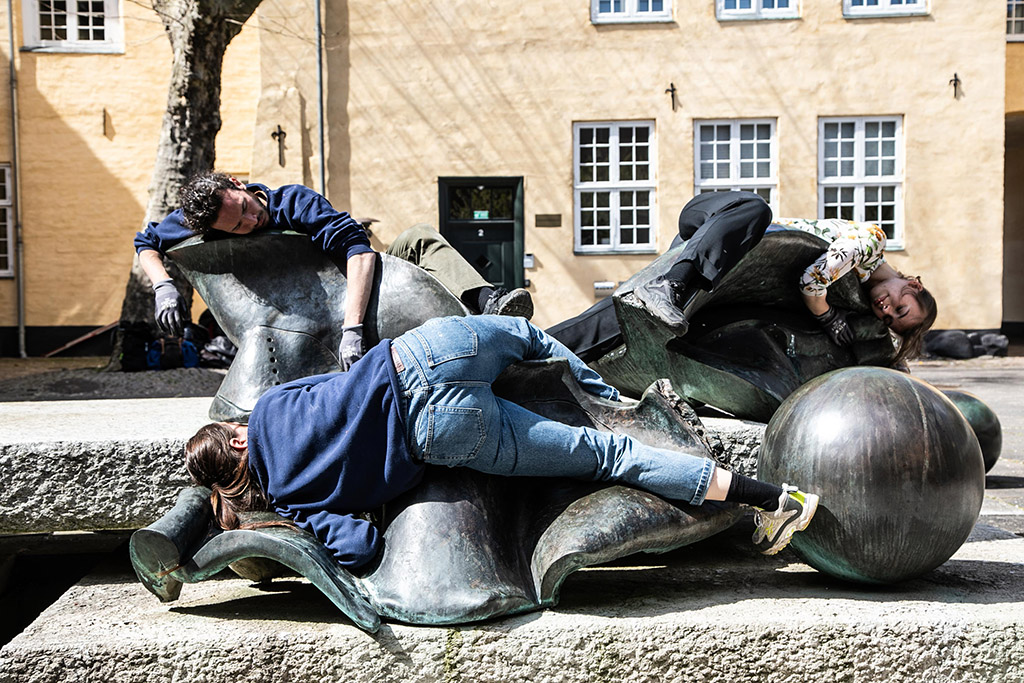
left=0, top=0, right=1015, bottom=353
left=0, top=0, right=259, bottom=354
left=255, top=0, right=1007, bottom=331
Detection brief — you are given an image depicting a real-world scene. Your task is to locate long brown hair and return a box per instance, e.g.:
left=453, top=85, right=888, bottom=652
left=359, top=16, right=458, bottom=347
left=891, top=279, right=938, bottom=366
left=183, top=423, right=291, bottom=531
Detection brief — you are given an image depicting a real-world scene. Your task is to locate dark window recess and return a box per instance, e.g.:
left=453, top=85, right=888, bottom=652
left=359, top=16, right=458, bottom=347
left=447, top=186, right=516, bottom=220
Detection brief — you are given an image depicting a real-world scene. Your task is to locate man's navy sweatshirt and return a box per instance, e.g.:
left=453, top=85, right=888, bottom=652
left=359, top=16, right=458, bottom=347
left=133, top=183, right=372, bottom=263
left=246, top=341, right=424, bottom=569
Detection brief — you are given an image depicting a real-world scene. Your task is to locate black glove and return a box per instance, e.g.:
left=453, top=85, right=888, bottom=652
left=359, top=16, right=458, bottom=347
left=814, top=306, right=854, bottom=346
left=153, top=279, right=188, bottom=337
left=339, top=324, right=365, bottom=371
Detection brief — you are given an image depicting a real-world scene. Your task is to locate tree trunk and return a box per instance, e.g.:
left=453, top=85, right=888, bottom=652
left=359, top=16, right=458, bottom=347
left=107, top=0, right=263, bottom=370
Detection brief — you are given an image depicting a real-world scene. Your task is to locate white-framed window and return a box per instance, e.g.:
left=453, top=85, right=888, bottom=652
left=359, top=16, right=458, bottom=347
left=694, top=119, right=778, bottom=215
left=591, top=0, right=673, bottom=24
left=21, top=0, right=124, bottom=53
left=818, top=116, right=904, bottom=248
left=574, top=121, right=658, bottom=254
left=843, top=0, right=927, bottom=18
left=0, top=165, right=13, bottom=278
left=716, top=0, right=798, bottom=21
left=1010, top=1, right=1024, bottom=40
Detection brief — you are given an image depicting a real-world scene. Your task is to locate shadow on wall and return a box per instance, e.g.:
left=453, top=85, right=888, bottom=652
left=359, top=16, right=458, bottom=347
left=0, top=52, right=156, bottom=356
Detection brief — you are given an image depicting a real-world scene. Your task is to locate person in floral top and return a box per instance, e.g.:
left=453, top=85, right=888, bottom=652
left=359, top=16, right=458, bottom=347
left=775, top=218, right=937, bottom=364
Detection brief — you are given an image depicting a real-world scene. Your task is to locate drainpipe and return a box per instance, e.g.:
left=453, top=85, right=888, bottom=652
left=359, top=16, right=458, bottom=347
left=7, top=0, right=25, bottom=357
left=314, top=0, right=326, bottom=196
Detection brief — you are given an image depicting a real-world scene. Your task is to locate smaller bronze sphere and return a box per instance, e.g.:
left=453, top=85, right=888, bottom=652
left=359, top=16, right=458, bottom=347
left=941, top=389, right=1002, bottom=473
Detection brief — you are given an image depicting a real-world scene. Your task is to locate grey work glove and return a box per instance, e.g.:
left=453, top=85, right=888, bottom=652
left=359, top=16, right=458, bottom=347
left=814, top=306, right=854, bottom=346
left=340, top=324, right=365, bottom=371
left=153, top=278, right=188, bottom=337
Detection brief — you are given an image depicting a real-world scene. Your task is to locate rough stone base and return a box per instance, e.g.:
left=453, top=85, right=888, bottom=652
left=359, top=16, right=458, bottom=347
left=0, top=398, right=211, bottom=534
left=3, top=523, right=1022, bottom=683
left=0, top=399, right=765, bottom=536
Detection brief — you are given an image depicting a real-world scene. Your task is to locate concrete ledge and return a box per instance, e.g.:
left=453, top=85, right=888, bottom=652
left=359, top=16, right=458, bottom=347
left=0, top=399, right=765, bottom=536
left=2, top=523, right=1022, bottom=682
left=0, top=399, right=211, bottom=533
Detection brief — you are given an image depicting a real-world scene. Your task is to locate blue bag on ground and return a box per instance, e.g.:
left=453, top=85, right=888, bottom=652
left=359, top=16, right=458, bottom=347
left=146, top=336, right=200, bottom=370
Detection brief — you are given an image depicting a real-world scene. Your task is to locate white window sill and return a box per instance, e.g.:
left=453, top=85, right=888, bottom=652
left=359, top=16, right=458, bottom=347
left=717, top=12, right=800, bottom=21
left=21, top=43, right=124, bottom=54
left=843, top=9, right=929, bottom=19
left=574, top=247, right=659, bottom=256
left=591, top=15, right=674, bottom=24
left=1008, top=35, right=1024, bottom=42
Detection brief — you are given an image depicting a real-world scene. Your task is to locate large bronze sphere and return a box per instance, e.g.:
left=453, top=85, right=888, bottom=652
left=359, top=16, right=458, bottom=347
left=757, top=367, right=985, bottom=584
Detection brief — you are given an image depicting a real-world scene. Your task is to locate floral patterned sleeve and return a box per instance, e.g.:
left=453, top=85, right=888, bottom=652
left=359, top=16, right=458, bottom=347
left=775, top=218, right=888, bottom=297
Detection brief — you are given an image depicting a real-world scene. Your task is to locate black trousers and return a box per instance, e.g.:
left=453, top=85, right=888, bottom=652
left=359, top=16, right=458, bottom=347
left=546, top=191, right=772, bottom=362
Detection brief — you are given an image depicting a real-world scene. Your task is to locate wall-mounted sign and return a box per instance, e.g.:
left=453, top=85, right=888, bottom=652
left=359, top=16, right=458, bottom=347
left=473, top=210, right=490, bottom=220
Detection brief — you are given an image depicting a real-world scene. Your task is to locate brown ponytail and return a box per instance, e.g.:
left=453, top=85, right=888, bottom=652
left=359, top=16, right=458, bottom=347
left=184, top=423, right=292, bottom=531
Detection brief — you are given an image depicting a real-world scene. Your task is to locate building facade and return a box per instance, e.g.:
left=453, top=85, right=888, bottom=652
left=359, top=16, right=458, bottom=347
left=252, top=0, right=1005, bottom=330
left=0, top=0, right=1011, bottom=353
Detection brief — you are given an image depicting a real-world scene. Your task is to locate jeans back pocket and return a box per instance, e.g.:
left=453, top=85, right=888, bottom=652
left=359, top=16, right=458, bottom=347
left=423, top=404, right=486, bottom=465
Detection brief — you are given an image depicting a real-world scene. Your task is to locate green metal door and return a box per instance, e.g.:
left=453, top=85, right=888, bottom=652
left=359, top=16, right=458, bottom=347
left=438, top=177, right=524, bottom=290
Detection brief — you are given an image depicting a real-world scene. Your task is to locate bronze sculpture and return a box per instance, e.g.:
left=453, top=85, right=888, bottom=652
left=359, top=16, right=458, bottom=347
left=131, top=363, right=743, bottom=631
left=136, top=226, right=999, bottom=626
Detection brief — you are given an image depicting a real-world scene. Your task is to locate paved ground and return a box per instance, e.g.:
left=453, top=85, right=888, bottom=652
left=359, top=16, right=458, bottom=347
left=0, top=357, right=223, bottom=401
left=910, top=357, right=1024, bottom=535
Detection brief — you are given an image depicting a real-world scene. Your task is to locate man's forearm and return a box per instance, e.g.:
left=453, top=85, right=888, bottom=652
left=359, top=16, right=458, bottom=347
left=138, top=248, right=171, bottom=285
left=344, top=252, right=377, bottom=326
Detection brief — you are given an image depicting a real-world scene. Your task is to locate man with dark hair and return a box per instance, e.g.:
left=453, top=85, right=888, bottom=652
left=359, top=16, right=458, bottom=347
left=135, top=173, right=532, bottom=369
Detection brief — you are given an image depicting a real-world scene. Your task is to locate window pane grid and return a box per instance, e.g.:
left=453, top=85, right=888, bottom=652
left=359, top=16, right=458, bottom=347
left=579, top=191, right=612, bottom=246
left=819, top=117, right=903, bottom=246
left=844, top=0, right=925, bottom=16
left=578, top=126, right=611, bottom=184
left=575, top=121, right=656, bottom=252
left=822, top=186, right=857, bottom=222
left=77, top=0, right=106, bottom=40
left=863, top=185, right=898, bottom=240
left=618, top=126, right=650, bottom=182
left=695, top=119, right=776, bottom=213
left=636, top=0, right=664, bottom=12
left=719, top=0, right=796, bottom=19
left=39, top=0, right=68, bottom=41
left=33, top=0, right=114, bottom=45
left=618, top=190, right=651, bottom=246
left=593, top=0, right=671, bottom=23
left=1010, top=1, right=1024, bottom=36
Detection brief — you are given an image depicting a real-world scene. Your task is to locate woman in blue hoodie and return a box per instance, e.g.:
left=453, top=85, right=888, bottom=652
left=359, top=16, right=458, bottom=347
left=184, top=315, right=818, bottom=570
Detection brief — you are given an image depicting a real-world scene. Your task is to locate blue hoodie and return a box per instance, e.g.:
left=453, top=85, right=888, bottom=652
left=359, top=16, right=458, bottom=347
left=246, top=341, right=423, bottom=568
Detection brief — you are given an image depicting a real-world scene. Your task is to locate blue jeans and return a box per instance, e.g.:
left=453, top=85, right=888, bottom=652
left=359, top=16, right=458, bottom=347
left=391, top=316, right=716, bottom=505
